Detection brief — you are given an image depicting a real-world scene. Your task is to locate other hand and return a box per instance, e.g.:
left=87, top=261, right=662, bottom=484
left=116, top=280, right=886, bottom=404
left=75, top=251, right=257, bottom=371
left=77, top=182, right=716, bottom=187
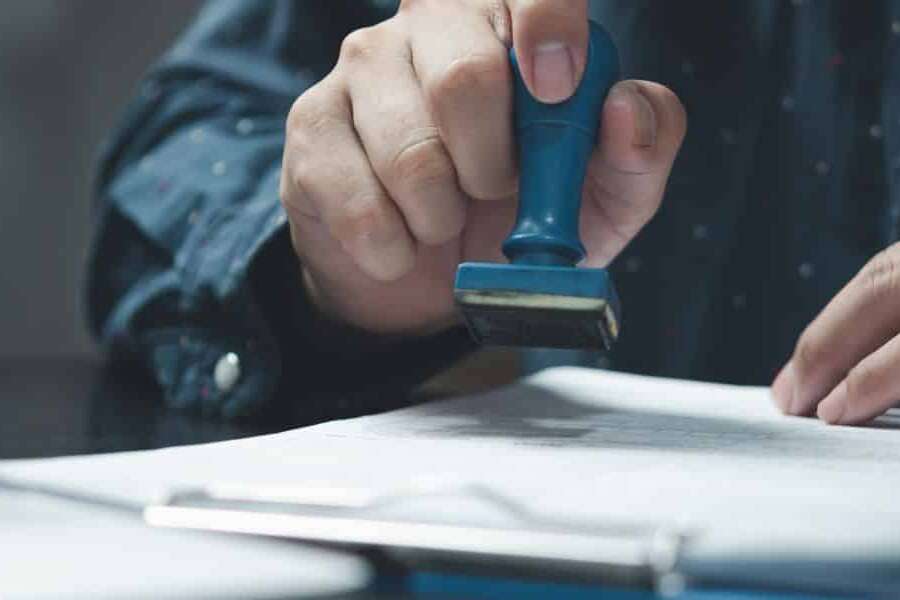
left=774, top=244, right=900, bottom=425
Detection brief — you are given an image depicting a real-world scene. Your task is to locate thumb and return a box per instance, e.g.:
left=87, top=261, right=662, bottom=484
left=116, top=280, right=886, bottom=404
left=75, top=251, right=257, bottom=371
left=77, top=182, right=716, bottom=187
left=507, top=0, right=590, bottom=103
left=580, top=80, right=687, bottom=267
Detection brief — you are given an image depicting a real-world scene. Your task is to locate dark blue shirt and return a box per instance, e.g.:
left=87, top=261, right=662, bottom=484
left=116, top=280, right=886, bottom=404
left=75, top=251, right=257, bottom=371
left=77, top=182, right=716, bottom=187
left=88, top=0, right=900, bottom=418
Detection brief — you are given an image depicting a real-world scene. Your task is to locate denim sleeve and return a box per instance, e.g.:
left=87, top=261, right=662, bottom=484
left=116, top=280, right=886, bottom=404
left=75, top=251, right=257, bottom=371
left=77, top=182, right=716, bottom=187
left=87, top=0, right=474, bottom=419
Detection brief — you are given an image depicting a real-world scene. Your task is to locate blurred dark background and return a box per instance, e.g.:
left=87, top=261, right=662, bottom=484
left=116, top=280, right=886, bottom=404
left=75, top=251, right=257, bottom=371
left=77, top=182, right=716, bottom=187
left=0, top=1, right=203, bottom=358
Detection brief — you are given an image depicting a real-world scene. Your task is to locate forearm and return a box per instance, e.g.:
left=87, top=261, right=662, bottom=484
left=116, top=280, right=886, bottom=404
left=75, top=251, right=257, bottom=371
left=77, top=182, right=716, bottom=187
left=87, top=0, right=473, bottom=418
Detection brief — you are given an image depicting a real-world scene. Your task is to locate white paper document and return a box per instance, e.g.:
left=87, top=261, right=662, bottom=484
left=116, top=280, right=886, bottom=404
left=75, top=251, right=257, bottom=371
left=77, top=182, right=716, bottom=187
left=4, top=367, right=900, bottom=593
left=0, top=487, right=370, bottom=600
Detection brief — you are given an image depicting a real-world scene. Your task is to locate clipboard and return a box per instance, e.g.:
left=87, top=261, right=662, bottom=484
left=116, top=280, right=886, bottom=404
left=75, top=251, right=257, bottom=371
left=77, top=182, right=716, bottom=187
left=144, top=482, right=689, bottom=593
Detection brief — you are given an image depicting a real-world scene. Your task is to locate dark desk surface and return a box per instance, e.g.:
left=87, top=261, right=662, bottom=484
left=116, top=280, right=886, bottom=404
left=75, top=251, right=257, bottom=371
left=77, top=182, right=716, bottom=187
left=0, top=357, right=288, bottom=460
left=0, top=351, right=520, bottom=460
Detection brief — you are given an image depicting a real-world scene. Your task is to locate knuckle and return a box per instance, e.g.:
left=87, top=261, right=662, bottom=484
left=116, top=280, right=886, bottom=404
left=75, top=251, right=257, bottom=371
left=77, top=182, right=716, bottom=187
left=278, top=166, right=291, bottom=209
left=398, top=0, right=424, bottom=12
left=408, top=198, right=464, bottom=246
left=278, top=157, right=293, bottom=202
left=286, top=87, right=344, bottom=151
left=793, top=329, right=828, bottom=378
left=390, top=135, right=454, bottom=189
left=859, top=248, right=900, bottom=305
left=398, top=0, right=446, bottom=15
left=281, top=160, right=321, bottom=222
left=514, top=0, right=565, bottom=21
left=417, top=223, right=458, bottom=247
left=287, top=89, right=325, bottom=137
left=339, top=27, right=380, bottom=64
left=288, top=158, right=318, bottom=197
left=845, top=365, right=881, bottom=403
left=286, top=93, right=312, bottom=133
left=426, top=51, right=510, bottom=110
left=330, top=198, right=394, bottom=245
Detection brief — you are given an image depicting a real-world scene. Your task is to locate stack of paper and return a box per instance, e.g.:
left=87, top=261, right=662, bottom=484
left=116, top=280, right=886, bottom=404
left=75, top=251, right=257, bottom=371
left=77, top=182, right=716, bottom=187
left=3, top=367, right=899, bottom=596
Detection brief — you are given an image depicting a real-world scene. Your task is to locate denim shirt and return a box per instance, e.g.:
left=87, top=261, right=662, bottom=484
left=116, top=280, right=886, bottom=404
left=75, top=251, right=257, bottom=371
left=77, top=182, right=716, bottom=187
left=88, top=0, right=900, bottom=418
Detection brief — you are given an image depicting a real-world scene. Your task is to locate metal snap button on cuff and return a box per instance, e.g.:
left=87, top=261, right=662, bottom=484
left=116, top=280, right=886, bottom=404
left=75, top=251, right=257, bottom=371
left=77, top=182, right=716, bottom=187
left=214, top=352, right=241, bottom=394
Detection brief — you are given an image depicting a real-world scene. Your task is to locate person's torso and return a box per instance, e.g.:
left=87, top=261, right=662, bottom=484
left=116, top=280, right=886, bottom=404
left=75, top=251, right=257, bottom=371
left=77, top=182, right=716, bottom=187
left=593, top=0, right=897, bottom=384
left=365, top=0, right=900, bottom=384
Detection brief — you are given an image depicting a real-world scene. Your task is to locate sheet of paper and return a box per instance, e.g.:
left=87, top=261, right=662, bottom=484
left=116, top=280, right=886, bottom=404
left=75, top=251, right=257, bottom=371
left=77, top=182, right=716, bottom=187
left=0, top=486, right=370, bottom=600
left=4, top=367, right=900, bottom=592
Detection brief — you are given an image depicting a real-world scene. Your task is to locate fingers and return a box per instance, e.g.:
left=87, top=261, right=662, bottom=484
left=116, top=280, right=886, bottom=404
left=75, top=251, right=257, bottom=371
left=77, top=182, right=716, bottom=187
left=282, top=77, right=416, bottom=282
left=816, top=334, right=900, bottom=425
left=407, top=6, right=517, bottom=201
left=773, top=244, right=900, bottom=421
left=581, top=80, right=687, bottom=266
left=345, top=27, right=468, bottom=245
left=506, top=0, right=590, bottom=103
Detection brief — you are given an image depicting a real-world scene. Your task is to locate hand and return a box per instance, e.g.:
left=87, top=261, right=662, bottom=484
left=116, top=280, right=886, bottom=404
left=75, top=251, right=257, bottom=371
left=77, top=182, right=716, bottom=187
left=279, top=0, right=686, bottom=336
left=773, top=245, right=900, bottom=425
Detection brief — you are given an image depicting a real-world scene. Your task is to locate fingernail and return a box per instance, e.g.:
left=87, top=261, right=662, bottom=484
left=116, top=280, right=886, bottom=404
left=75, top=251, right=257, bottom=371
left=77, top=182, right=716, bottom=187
left=630, top=87, right=657, bottom=147
left=817, top=383, right=848, bottom=425
left=771, top=363, right=794, bottom=413
left=532, top=42, right=576, bottom=103
left=608, top=83, right=657, bottom=147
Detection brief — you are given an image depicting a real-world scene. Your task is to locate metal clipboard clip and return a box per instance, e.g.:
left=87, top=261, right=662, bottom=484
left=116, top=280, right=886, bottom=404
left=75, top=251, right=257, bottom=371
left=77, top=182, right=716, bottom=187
left=145, top=481, right=690, bottom=593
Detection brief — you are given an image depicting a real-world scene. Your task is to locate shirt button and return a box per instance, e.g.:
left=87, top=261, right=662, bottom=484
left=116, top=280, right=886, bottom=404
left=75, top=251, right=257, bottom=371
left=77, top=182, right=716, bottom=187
left=236, top=118, right=255, bottom=135
left=190, top=127, right=206, bottom=143
left=732, top=294, right=747, bottom=310
left=814, top=160, right=831, bottom=176
left=798, top=262, right=815, bottom=279
left=692, top=224, right=709, bottom=240
left=214, top=353, right=241, bottom=394
left=212, top=160, right=228, bottom=176
left=624, top=256, right=643, bottom=273
left=869, top=124, right=883, bottom=140
left=719, top=128, right=737, bottom=145
left=892, top=20, right=900, bottom=35
left=780, top=95, right=795, bottom=112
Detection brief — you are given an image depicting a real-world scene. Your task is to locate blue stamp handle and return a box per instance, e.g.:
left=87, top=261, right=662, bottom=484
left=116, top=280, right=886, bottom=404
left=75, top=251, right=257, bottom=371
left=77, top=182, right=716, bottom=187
left=502, top=22, right=621, bottom=266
